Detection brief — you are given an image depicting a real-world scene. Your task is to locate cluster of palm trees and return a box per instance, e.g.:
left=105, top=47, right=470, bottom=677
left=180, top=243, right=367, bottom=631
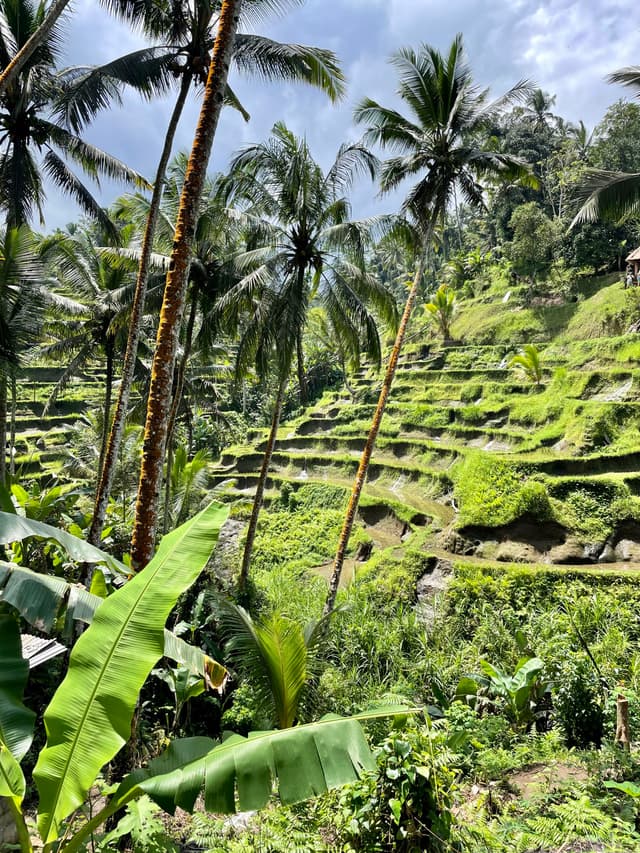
left=5, top=0, right=629, bottom=602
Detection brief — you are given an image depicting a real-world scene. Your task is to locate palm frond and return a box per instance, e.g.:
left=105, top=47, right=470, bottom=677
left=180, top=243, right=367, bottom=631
left=233, top=35, right=345, bottom=102
left=571, top=169, right=640, bottom=225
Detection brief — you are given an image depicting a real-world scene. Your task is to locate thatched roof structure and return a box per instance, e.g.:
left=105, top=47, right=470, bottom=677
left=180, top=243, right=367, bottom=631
left=626, top=246, right=640, bottom=262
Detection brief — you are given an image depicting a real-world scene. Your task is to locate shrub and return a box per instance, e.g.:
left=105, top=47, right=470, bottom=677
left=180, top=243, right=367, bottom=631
left=338, top=725, right=456, bottom=852
left=552, top=654, right=605, bottom=748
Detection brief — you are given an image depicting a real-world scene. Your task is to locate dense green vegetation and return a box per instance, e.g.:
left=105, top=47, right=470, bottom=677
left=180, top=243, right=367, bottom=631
left=3, top=2, right=640, bottom=852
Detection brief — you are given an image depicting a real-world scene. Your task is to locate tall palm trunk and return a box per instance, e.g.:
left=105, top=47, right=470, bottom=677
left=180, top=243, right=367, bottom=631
left=0, top=376, right=7, bottom=483
left=296, top=331, right=308, bottom=404
left=88, top=72, right=193, bottom=546
left=238, top=371, right=287, bottom=594
left=9, top=375, right=16, bottom=477
left=130, top=0, right=243, bottom=569
left=162, top=285, right=199, bottom=534
left=323, top=250, right=427, bottom=616
left=98, top=338, right=115, bottom=479
left=0, top=0, right=73, bottom=96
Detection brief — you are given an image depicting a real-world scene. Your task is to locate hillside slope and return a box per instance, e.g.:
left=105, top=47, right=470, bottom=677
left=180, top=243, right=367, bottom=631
left=213, top=274, right=640, bottom=573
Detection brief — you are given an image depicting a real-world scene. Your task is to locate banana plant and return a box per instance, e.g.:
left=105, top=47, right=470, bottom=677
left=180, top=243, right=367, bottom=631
left=456, top=656, right=549, bottom=731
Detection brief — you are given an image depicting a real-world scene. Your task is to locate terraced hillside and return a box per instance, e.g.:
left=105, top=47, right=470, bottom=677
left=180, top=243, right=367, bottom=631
left=9, top=366, right=110, bottom=481
left=213, top=325, right=640, bottom=572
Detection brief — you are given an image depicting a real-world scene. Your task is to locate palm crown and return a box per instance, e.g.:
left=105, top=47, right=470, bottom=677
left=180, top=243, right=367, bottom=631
left=222, top=121, right=397, bottom=381
left=354, top=34, right=533, bottom=236
left=0, top=0, right=147, bottom=232
left=62, top=0, right=345, bottom=134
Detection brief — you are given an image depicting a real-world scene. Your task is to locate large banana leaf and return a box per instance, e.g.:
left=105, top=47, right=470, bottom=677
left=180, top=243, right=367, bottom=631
left=0, top=511, right=127, bottom=575
left=0, top=612, right=35, bottom=760
left=34, top=501, right=229, bottom=845
left=138, top=716, right=374, bottom=813
left=0, top=613, right=34, bottom=806
left=0, top=561, right=221, bottom=680
left=64, top=707, right=417, bottom=853
left=114, top=709, right=416, bottom=817
left=0, top=743, right=25, bottom=805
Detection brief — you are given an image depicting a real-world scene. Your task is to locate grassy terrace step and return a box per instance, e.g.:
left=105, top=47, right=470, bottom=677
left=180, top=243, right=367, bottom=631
left=249, top=434, right=461, bottom=463
left=11, top=414, right=79, bottom=430
left=439, top=550, right=640, bottom=576
left=215, top=447, right=454, bottom=486
left=210, top=470, right=453, bottom=524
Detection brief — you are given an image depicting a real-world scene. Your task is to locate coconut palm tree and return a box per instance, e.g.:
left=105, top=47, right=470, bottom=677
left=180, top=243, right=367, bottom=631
left=572, top=68, right=640, bottom=225
left=219, top=121, right=396, bottom=592
left=509, top=343, right=543, bottom=386
left=0, top=226, right=48, bottom=481
left=0, top=0, right=147, bottom=234
left=0, top=0, right=73, bottom=96
left=324, top=35, right=534, bottom=615
left=129, top=0, right=242, bottom=570
left=522, top=88, right=557, bottom=130
left=112, top=154, right=239, bottom=535
left=39, top=227, right=137, bottom=474
left=88, top=0, right=346, bottom=548
left=217, top=601, right=330, bottom=729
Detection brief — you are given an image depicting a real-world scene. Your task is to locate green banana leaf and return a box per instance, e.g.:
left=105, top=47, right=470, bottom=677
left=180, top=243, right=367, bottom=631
left=0, top=743, right=25, bottom=805
left=0, top=612, right=36, bottom=761
left=34, top=501, right=229, bottom=845
left=0, top=562, right=221, bottom=680
left=116, top=709, right=414, bottom=814
left=0, top=613, right=34, bottom=807
left=64, top=713, right=416, bottom=853
left=0, top=511, right=127, bottom=575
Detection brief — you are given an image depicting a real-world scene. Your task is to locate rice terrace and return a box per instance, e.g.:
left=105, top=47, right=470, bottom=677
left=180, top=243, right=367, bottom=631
left=3, top=1, right=640, bottom=851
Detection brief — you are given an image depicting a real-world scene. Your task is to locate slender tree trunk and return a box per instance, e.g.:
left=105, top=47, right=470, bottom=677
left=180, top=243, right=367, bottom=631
left=237, top=372, right=287, bottom=594
left=0, top=0, right=73, bottom=96
left=130, top=0, right=243, bottom=569
left=98, top=339, right=114, bottom=479
left=0, top=376, right=7, bottom=483
left=9, top=374, right=16, bottom=477
left=166, top=284, right=199, bottom=459
left=163, top=440, right=174, bottom=535
left=88, top=72, right=193, bottom=547
left=161, top=284, right=199, bottom=534
left=296, top=331, right=308, bottom=404
left=324, top=251, right=427, bottom=616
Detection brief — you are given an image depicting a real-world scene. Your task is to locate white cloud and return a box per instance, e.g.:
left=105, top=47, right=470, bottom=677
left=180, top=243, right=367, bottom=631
left=39, top=0, right=640, bottom=228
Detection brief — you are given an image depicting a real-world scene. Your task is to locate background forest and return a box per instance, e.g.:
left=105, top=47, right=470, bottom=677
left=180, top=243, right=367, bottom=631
left=3, top=1, right=640, bottom=852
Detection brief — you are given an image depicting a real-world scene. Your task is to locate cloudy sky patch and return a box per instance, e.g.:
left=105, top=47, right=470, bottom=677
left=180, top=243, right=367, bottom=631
left=41, top=0, right=640, bottom=228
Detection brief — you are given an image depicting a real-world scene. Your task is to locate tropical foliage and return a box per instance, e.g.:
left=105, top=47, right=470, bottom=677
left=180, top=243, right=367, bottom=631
left=2, top=6, right=640, bottom=853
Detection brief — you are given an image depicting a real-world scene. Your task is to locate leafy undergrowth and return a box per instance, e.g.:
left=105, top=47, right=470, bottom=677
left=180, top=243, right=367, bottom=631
left=145, top=534, right=640, bottom=852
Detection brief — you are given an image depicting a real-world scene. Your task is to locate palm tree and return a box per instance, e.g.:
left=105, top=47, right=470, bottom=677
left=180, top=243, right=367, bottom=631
left=164, top=445, right=211, bottom=530
left=0, top=226, right=47, bottom=481
left=217, top=601, right=329, bottom=729
left=39, top=227, right=136, bottom=474
left=0, top=0, right=73, bottom=96
left=0, top=0, right=147, bottom=234
left=324, top=35, right=534, bottom=615
left=425, top=284, right=456, bottom=342
left=572, top=68, right=640, bottom=225
left=522, top=88, right=557, bottom=130
left=89, top=0, right=346, bottom=547
left=509, top=343, right=543, bottom=386
left=110, top=154, right=239, bottom=534
left=220, top=121, right=396, bottom=593
left=129, top=0, right=242, bottom=570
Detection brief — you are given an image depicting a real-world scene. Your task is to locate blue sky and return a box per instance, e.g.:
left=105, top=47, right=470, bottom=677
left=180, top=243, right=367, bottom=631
left=44, top=0, right=640, bottom=228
